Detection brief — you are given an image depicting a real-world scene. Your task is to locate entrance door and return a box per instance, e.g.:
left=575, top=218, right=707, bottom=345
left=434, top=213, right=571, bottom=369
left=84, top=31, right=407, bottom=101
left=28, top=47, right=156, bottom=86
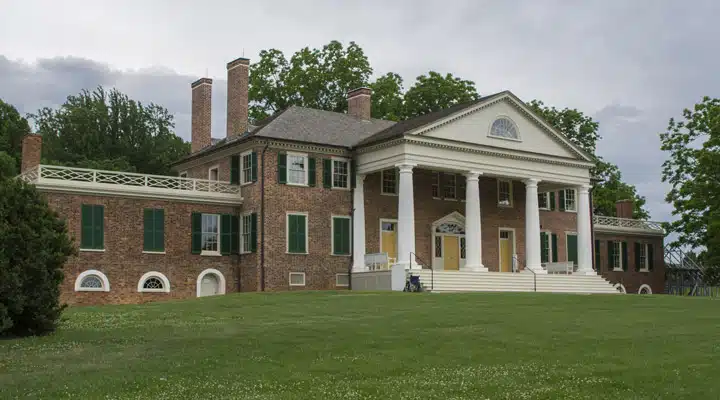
left=381, top=221, right=397, bottom=262
left=499, top=230, right=514, bottom=272
left=443, top=236, right=460, bottom=270
left=200, top=274, right=220, bottom=296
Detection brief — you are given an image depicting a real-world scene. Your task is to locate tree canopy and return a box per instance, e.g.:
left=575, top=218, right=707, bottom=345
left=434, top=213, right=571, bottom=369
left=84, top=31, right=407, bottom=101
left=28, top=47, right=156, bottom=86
left=0, top=100, right=32, bottom=173
left=661, top=96, right=720, bottom=275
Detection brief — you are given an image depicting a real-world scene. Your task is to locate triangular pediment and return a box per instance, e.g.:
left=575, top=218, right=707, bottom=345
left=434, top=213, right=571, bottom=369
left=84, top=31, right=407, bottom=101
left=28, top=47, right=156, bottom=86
left=413, top=92, right=592, bottom=162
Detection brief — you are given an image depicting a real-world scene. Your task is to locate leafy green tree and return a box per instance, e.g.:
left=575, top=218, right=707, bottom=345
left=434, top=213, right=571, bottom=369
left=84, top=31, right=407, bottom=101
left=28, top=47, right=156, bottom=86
left=0, top=151, right=16, bottom=179
left=0, top=176, right=75, bottom=336
left=402, top=72, right=480, bottom=119
left=661, top=96, right=720, bottom=274
left=30, top=87, right=188, bottom=175
left=249, top=41, right=372, bottom=122
left=528, top=100, right=649, bottom=219
left=0, top=99, right=32, bottom=173
left=369, top=72, right=405, bottom=121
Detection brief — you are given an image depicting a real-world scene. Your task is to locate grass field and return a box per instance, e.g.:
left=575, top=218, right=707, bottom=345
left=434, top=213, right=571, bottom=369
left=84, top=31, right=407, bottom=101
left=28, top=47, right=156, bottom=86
left=1, top=292, right=719, bottom=399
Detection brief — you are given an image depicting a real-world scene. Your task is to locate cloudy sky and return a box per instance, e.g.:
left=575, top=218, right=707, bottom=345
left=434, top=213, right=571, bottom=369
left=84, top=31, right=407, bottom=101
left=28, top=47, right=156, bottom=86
left=2, top=0, right=719, bottom=223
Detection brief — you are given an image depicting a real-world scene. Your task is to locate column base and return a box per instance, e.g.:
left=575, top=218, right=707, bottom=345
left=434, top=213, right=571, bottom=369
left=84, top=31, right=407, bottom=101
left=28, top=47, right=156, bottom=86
left=574, top=267, right=596, bottom=276
left=461, top=264, right=488, bottom=272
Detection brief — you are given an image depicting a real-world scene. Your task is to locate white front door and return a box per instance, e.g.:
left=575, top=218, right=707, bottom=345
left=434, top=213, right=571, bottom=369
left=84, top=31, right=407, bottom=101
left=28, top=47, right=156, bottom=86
left=200, top=274, right=220, bottom=297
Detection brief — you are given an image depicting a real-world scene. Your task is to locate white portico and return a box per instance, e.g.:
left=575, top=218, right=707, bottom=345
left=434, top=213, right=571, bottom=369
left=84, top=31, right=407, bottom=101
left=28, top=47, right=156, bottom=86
left=351, top=91, right=597, bottom=275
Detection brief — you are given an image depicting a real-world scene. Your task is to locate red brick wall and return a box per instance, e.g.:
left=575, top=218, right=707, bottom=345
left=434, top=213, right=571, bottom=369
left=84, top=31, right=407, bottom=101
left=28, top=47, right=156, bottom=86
left=45, top=192, right=240, bottom=306
left=594, top=232, right=665, bottom=294
left=190, top=79, right=212, bottom=153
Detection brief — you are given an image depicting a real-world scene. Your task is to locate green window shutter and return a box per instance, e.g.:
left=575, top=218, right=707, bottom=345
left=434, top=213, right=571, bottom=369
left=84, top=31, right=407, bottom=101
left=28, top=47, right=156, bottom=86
left=607, top=241, right=615, bottom=269
left=634, top=242, right=641, bottom=271
left=551, top=233, right=558, bottom=262
left=333, top=218, right=341, bottom=255
left=250, top=213, right=258, bottom=252
left=93, top=205, right=104, bottom=249
left=191, top=212, right=202, bottom=254
left=220, top=214, right=232, bottom=255
left=288, top=214, right=306, bottom=253
left=567, top=234, right=578, bottom=266
left=308, top=157, right=316, bottom=187
left=350, top=160, right=356, bottom=189
left=143, top=209, right=154, bottom=251
left=81, top=204, right=93, bottom=249
left=155, top=209, right=164, bottom=252
left=333, top=218, right=350, bottom=255
left=540, top=232, right=549, bottom=263
left=558, top=190, right=566, bottom=211
left=277, top=153, right=287, bottom=184
left=230, top=215, right=239, bottom=254
left=251, top=151, right=258, bottom=182
left=594, top=240, right=601, bottom=272
left=621, top=241, right=628, bottom=271
left=230, top=155, right=240, bottom=184
left=550, top=192, right=556, bottom=211
left=298, top=215, right=306, bottom=253
left=648, top=244, right=654, bottom=270
left=323, top=159, right=332, bottom=188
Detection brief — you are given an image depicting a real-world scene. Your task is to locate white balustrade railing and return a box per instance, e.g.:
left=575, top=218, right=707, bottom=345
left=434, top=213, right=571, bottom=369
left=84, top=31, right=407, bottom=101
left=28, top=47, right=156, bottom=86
left=19, top=165, right=240, bottom=195
left=593, top=215, right=664, bottom=233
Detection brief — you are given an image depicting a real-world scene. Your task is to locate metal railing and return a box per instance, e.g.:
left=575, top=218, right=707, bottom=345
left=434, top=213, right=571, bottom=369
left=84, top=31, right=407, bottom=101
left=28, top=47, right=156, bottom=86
left=410, top=252, right=433, bottom=291
left=513, top=254, right=536, bottom=292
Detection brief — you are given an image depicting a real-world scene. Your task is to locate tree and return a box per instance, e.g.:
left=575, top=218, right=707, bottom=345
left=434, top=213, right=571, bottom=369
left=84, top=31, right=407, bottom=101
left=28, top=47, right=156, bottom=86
left=661, top=96, right=720, bottom=273
left=0, top=151, right=16, bottom=179
left=249, top=41, right=372, bottom=122
left=369, top=72, right=405, bottom=121
left=30, top=87, right=189, bottom=176
left=528, top=100, right=649, bottom=219
left=0, top=177, right=75, bottom=336
left=0, top=99, right=32, bottom=173
left=402, top=72, right=480, bottom=119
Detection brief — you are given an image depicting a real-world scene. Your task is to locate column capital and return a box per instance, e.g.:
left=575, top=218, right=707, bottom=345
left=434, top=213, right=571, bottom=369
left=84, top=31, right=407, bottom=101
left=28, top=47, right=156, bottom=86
left=355, top=173, right=366, bottom=183
left=577, top=183, right=591, bottom=193
left=523, top=178, right=541, bottom=187
left=464, top=170, right=483, bottom=180
left=395, top=163, right=416, bottom=173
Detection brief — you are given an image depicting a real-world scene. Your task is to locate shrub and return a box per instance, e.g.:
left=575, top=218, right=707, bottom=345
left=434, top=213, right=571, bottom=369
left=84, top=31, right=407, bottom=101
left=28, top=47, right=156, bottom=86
left=0, top=176, right=75, bottom=336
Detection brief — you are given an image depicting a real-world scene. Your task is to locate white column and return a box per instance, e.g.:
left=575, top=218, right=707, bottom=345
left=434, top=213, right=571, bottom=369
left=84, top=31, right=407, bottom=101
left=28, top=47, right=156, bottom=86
left=524, top=178, right=545, bottom=273
left=576, top=184, right=594, bottom=275
left=396, top=163, right=417, bottom=269
left=352, top=174, right=366, bottom=272
left=462, top=171, right=487, bottom=272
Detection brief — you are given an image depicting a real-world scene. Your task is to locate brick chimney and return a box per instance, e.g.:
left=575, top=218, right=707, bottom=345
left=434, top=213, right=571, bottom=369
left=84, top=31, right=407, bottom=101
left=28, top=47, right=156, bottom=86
left=191, top=78, right=212, bottom=153
left=347, top=87, right=372, bottom=119
left=21, top=134, right=42, bottom=172
left=615, top=199, right=634, bottom=219
left=226, top=57, right=250, bottom=137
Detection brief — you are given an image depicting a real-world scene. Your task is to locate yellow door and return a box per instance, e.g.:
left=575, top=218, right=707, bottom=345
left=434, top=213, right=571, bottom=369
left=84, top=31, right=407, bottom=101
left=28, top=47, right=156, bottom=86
left=443, top=236, right=460, bottom=271
left=381, top=221, right=397, bottom=262
left=500, top=231, right=513, bottom=272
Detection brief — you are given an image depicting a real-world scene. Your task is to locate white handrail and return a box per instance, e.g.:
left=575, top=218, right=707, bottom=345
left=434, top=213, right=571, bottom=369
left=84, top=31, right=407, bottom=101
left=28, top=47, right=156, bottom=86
left=593, top=215, right=664, bottom=233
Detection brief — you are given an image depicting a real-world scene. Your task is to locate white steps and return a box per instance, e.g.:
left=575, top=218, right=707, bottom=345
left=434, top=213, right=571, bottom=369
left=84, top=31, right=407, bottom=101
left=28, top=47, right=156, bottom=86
left=412, top=270, right=620, bottom=294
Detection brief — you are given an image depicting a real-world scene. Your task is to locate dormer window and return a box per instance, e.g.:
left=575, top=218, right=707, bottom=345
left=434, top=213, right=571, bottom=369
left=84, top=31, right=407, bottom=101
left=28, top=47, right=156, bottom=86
left=489, top=117, right=519, bottom=140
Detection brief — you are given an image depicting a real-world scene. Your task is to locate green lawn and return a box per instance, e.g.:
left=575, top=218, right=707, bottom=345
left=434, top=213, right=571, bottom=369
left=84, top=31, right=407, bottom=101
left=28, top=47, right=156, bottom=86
left=1, top=292, right=718, bottom=399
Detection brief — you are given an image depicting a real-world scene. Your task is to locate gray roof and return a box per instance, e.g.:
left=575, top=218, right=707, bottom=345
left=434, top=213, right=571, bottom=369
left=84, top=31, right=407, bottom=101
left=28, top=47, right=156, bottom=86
left=252, top=106, right=396, bottom=147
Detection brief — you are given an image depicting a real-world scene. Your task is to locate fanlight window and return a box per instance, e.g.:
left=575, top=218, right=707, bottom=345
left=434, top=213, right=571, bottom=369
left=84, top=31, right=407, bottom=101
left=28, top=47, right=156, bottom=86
left=490, top=118, right=519, bottom=140
left=143, top=277, right=164, bottom=290
left=436, top=223, right=465, bottom=234
left=80, top=275, right=103, bottom=289
left=137, top=271, right=170, bottom=293
left=74, top=270, right=110, bottom=292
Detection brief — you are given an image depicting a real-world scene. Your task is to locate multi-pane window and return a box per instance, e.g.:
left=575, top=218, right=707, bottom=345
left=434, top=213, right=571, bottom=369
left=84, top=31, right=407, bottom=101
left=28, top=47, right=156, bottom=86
left=287, top=213, right=308, bottom=254
left=444, top=174, right=457, bottom=199
left=201, top=214, right=220, bottom=253
left=613, top=241, right=622, bottom=270
left=241, top=214, right=252, bottom=253
left=498, top=179, right=512, bottom=207
left=242, top=152, right=253, bottom=184
left=458, top=175, right=466, bottom=201
left=434, top=236, right=442, bottom=257
left=538, top=192, right=549, bottom=210
left=540, top=232, right=551, bottom=263
left=332, top=159, right=349, bottom=189
left=432, top=172, right=440, bottom=198
left=288, top=154, right=308, bottom=185
left=80, top=204, right=104, bottom=250
left=143, top=208, right=164, bottom=252
left=208, top=166, right=219, bottom=181
left=460, top=237, right=466, bottom=259
left=564, top=189, right=577, bottom=211
left=638, top=243, right=648, bottom=270
left=332, top=216, right=351, bottom=255
left=381, top=169, right=397, bottom=195
left=490, top=117, right=519, bottom=140
left=289, top=272, right=306, bottom=286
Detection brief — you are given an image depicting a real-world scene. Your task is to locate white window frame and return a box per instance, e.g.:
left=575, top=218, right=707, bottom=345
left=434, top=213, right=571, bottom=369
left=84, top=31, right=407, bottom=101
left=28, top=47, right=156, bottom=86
left=331, top=157, right=350, bottom=190
left=497, top=179, right=513, bottom=207
left=179, top=171, right=188, bottom=178
left=289, top=272, right=306, bottom=286
left=613, top=241, right=623, bottom=271
left=196, top=268, right=227, bottom=297
left=286, top=212, right=309, bottom=254
left=240, top=150, right=253, bottom=185
left=443, top=173, right=457, bottom=200
left=331, top=215, right=352, bottom=256
left=240, top=213, right=253, bottom=254
left=286, top=152, right=309, bottom=186
left=564, top=189, right=577, bottom=212
left=538, top=192, right=550, bottom=210
left=74, top=270, right=110, bottom=292
left=638, top=284, right=652, bottom=294
left=336, top=273, right=349, bottom=287
left=137, top=271, right=171, bottom=293
left=381, top=169, right=398, bottom=196
left=638, top=243, right=649, bottom=272
left=201, top=213, right=221, bottom=256
left=208, top=165, right=220, bottom=181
